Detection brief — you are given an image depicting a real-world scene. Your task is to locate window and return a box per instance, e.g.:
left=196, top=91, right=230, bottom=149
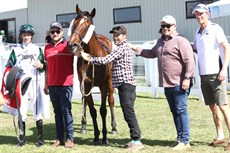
left=113, top=6, right=141, bottom=24
left=0, top=18, right=16, bottom=43
left=185, top=0, right=214, bottom=19
left=56, top=13, right=77, bottom=28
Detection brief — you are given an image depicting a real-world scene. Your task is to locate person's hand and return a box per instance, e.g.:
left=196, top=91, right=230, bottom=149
left=182, top=79, right=190, bottom=90
left=43, top=85, right=49, bottom=95
left=81, top=52, right=91, bottom=61
left=34, top=59, right=43, bottom=69
left=128, top=43, right=142, bottom=55
left=217, top=69, right=227, bottom=81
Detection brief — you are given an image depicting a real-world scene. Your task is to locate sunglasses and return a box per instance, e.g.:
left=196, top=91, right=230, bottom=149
left=50, top=30, right=61, bottom=34
left=161, top=24, right=173, bottom=29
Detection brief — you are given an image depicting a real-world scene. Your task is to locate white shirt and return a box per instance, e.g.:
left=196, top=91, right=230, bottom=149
left=194, top=21, right=228, bottom=75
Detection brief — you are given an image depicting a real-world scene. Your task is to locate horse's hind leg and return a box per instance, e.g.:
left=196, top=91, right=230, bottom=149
left=108, top=82, right=117, bottom=134
left=80, top=96, right=87, bottom=134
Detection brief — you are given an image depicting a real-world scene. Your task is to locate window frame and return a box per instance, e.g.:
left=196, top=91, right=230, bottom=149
left=113, top=6, right=142, bottom=24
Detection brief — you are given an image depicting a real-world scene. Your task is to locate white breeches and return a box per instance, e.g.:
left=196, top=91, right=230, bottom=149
left=20, top=80, right=43, bottom=121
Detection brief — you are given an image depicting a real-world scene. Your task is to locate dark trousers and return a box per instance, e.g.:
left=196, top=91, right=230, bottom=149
left=49, top=86, right=74, bottom=141
left=118, top=83, right=141, bottom=140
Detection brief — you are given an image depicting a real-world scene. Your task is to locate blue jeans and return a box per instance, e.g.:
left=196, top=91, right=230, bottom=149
left=164, top=85, right=190, bottom=144
left=49, top=86, right=74, bottom=141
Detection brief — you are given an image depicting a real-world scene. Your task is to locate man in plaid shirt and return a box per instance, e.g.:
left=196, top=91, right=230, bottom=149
left=81, top=26, right=144, bottom=151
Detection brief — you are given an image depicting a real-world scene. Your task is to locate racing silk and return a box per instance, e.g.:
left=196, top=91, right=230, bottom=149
left=6, top=43, right=46, bottom=81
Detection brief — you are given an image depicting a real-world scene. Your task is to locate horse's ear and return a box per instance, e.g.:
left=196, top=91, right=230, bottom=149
left=76, top=4, right=82, bottom=15
left=90, top=8, right=96, bottom=18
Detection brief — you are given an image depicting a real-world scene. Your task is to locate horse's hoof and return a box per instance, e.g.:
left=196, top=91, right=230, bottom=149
left=111, top=130, right=118, bottom=135
left=93, top=141, right=100, bottom=145
left=102, top=140, right=109, bottom=145
left=80, top=129, right=87, bottom=134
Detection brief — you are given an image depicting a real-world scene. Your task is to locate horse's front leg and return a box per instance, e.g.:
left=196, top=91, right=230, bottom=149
left=86, top=94, right=100, bottom=145
left=100, top=87, right=109, bottom=145
left=108, top=82, right=117, bottom=134
left=80, top=96, right=87, bottom=134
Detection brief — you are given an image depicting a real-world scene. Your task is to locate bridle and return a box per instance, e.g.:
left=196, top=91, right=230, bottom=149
left=70, top=16, right=92, bottom=53
left=70, top=16, right=95, bottom=96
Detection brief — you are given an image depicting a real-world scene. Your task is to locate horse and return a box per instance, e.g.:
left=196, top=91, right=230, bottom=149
left=67, top=4, right=117, bottom=145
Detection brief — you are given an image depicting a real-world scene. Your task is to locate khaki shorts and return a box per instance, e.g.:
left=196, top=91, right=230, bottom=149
left=200, top=74, right=228, bottom=105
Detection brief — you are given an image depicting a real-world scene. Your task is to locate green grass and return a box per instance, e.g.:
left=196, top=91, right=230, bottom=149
left=0, top=92, right=229, bottom=153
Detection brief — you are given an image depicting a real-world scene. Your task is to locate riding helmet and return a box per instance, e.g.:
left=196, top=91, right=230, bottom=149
left=19, top=24, right=35, bottom=35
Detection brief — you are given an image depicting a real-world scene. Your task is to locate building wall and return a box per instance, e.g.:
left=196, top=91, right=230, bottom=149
left=0, top=8, right=27, bottom=41
left=27, top=0, right=230, bottom=43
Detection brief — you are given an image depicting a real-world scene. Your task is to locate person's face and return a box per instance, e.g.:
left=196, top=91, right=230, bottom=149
left=113, top=33, right=126, bottom=45
left=160, top=22, right=176, bottom=37
left=21, top=33, right=32, bottom=44
left=194, top=11, right=209, bottom=25
left=49, top=28, right=63, bottom=42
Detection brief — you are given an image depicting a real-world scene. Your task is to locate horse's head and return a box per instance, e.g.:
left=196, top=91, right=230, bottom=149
left=68, top=4, right=96, bottom=56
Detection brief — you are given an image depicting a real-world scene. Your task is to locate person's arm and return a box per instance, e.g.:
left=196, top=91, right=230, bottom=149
left=218, top=42, right=230, bottom=81
left=6, top=50, right=16, bottom=67
left=43, top=65, right=49, bottom=95
left=81, top=44, right=124, bottom=65
left=129, top=42, right=158, bottom=58
left=34, top=48, right=46, bottom=72
left=180, top=38, right=195, bottom=90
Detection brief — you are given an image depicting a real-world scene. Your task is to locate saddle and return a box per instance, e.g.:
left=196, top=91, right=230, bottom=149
left=96, top=34, right=112, bottom=54
left=5, top=66, right=31, bottom=98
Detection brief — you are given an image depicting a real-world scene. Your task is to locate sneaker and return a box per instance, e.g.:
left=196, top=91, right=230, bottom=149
left=209, top=138, right=225, bottom=146
left=51, top=140, right=64, bottom=148
left=172, top=142, right=190, bottom=151
left=225, top=143, right=230, bottom=151
left=128, top=143, right=144, bottom=151
left=64, top=139, right=74, bottom=148
left=124, top=140, right=134, bottom=148
left=169, top=141, right=180, bottom=147
left=125, top=140, right=144, bottom=151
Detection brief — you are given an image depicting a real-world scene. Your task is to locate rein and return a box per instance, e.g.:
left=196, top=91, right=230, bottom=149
left=80, top=59, right=95, bottom=96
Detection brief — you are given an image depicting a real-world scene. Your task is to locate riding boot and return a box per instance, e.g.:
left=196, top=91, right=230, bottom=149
left=35, top=119, right=44, bottom=147
left=17, top=121, right=25, bottom=147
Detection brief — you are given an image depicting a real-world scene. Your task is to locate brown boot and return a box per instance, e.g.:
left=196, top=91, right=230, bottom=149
left=51, top=140, right=64, bottom=148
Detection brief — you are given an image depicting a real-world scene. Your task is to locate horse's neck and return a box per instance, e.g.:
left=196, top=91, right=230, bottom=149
left=85, top=35, right=104, bottom=56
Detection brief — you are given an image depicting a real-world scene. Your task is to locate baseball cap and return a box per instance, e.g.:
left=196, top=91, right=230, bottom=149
left=160, top=15, right=176, bottom=25
left=109, top=26, right=127, bottom=35
left=50, top=21, right=62, bottom=29
left=192, top=4, right=209, bottom=14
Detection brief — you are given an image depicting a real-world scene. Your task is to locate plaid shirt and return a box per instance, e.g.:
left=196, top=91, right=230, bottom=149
left=91, top=40, right=136, bottom=88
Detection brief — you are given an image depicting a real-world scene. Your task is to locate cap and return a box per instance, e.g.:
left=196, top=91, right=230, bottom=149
left=109, top=26, right=127, bottom=35
left=50, top=21, right=62, bottom=29
left=160, top=15, right=176, bottom=25
left=192, top=4, right=209, bottom=14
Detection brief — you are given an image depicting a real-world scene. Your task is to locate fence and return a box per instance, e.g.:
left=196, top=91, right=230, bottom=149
left=0, top=41, right=229, bottom=101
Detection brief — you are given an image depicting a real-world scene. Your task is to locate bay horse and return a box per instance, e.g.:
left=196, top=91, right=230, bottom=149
left=68, top=4, right=117, bottom=145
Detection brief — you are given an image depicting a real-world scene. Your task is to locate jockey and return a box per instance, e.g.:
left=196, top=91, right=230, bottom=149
left=5, top=24, right=47, bottom=147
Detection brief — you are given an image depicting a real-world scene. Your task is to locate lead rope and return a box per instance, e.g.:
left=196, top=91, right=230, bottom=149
left=80, top=60, right=95, bottom=96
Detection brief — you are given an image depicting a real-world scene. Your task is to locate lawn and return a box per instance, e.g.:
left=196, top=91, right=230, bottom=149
left=0, top=92, right=229, bottom=153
